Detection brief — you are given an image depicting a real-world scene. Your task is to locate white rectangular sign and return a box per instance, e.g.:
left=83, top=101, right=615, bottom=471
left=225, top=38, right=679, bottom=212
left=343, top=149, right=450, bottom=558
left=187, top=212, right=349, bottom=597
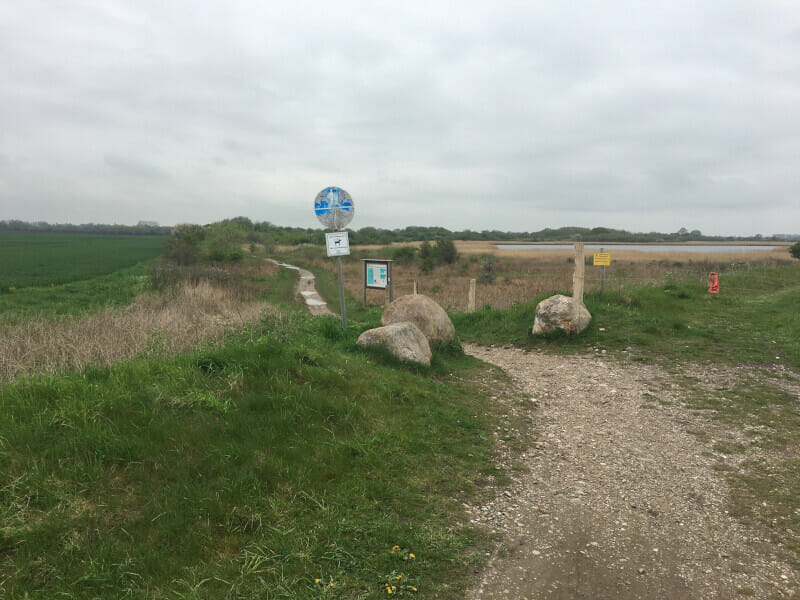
left=325, top=231, right=350, bottom=257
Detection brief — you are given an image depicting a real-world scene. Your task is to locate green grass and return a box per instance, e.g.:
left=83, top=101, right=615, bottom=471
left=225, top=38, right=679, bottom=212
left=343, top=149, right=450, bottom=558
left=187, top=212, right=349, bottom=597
left=0, top=311, right=505, bottom=599
left=262, top=265, right=303, bottom=309
left=0, top=262, right=153, bottom=322
left=0, top=233, right=165, bottom=290
left=454, top=262, right=800, bottom=368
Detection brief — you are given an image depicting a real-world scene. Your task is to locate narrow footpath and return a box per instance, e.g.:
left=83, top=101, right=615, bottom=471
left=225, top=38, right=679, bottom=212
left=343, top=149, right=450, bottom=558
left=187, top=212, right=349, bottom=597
left=463, top=344, right=797, bottom=600
left=268, top=260, right=333, bottom=316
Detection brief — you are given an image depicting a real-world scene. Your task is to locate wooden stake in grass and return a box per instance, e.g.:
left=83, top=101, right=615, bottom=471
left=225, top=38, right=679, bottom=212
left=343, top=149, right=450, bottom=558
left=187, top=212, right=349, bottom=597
left=468, top=278, right=476, bottom=312
left=573, top=241, right=585, bottom=303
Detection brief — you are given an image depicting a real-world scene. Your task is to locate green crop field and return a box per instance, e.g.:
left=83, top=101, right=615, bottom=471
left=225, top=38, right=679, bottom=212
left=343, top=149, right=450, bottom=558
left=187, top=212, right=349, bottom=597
left=0, top=233, right=165, bottom=290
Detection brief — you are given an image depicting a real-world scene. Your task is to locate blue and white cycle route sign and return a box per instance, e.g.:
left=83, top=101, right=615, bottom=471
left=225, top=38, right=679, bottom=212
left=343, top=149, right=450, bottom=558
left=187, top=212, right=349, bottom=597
left=314, top=186, right=354, bottom=230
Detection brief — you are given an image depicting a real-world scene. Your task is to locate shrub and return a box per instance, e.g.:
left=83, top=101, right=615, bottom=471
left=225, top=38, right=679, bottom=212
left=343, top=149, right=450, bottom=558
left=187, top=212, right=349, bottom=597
left=392, top=245, right=417, bottom=265
left=477, top=254, right=496, bottom=283
left=435, top=238, right=458, bottom=264
left=790, top=242, right=800, bottom=260
left=164, top=224, right=206, bottom=265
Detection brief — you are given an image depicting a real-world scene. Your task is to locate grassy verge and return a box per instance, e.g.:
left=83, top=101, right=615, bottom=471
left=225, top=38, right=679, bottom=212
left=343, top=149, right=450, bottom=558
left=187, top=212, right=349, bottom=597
left=454, top=262, right=800, bottom=368
left=0, top=311, right=507, bottom=599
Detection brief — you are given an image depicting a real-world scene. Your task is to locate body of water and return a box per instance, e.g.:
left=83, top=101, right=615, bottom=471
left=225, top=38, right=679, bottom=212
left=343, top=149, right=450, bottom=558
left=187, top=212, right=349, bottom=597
left=495, top=244, right=783, bottom=253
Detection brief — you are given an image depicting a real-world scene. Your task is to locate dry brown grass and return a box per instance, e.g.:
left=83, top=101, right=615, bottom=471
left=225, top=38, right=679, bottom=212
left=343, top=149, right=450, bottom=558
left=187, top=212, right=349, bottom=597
left=0, top=281, right=274, bottom=382
left=299, top=246, right=794, bottom=312
left=454, top=241, right=793, bottom=261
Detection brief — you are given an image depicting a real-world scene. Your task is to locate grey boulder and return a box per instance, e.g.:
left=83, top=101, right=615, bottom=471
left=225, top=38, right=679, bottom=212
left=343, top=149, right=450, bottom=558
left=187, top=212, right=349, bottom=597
left=357, top=321, right=432, bottom=366
left=381, top=294, right=455, bottom=344
left=532, top=294, right=592, bottom=335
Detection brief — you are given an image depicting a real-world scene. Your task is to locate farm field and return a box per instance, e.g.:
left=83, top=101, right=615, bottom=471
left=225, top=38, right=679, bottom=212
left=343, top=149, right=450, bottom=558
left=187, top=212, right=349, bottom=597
left=0, top=233, right=165, bottom=290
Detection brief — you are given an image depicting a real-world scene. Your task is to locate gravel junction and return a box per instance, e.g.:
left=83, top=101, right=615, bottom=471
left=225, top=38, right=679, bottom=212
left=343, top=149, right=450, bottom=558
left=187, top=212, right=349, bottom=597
left=463, top=344, right=798, bottom=600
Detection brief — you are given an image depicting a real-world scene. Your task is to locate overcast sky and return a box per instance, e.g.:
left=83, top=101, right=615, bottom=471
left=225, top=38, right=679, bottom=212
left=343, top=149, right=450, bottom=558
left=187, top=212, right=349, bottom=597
left=1, top=1, right=798, bottom=235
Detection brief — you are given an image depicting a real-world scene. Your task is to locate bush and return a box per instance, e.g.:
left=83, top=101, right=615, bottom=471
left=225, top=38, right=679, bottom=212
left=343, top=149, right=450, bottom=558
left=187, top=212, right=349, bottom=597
left=435, top=239, right=458, bottom=264
left=392, top=245, right=417, bottom=265
left=419, top=257, right=435, bottom=274
left=419, top=241, right=435, bottom=261
left=790, top=242, right=800, bottom=260
left=477, top=254, right=496, bottom=283
left=164, top=224, right=206, bottom=265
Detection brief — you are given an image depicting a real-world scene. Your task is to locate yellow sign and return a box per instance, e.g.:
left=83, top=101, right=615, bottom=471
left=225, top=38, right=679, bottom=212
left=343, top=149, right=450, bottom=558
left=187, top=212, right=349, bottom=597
left=593, top=252, right=611, bottom=266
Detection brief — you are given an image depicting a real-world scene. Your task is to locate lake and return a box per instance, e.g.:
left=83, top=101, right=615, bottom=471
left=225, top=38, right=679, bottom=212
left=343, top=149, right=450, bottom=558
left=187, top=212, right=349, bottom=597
left=495, top=244, right=783, bottom=253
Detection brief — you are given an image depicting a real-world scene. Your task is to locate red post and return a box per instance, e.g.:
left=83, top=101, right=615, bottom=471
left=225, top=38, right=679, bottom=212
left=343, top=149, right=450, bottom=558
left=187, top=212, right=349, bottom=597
left=708, top=272, right=719, bottom=294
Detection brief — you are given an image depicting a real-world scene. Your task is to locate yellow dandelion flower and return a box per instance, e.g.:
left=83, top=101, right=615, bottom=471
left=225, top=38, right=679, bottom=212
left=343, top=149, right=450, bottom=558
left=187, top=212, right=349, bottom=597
left=391, top=545, right=400, bottom=553
left=396, top=574, right=403, bottom=579
left=409, top=553, right=415, bottom=558
left=314, top=579, right=320, bottom=584
left=411, top=587, right=418, bottom=592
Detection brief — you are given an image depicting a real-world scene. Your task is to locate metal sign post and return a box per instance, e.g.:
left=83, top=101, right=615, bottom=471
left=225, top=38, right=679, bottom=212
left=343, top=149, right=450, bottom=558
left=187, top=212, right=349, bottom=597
left=593, top=249, right=611, bottom=296
left=316, top=187, right=354, bottom=330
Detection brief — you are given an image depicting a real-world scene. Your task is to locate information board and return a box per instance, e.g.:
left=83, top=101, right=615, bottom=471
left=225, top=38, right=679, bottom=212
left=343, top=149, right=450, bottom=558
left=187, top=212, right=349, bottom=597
left=366, top=262, right=388, bottom=289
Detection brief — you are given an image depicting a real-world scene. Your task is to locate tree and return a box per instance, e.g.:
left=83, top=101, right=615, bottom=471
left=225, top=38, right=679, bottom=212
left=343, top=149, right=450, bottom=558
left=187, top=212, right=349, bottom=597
left=790, top=242, right=800, bottom=260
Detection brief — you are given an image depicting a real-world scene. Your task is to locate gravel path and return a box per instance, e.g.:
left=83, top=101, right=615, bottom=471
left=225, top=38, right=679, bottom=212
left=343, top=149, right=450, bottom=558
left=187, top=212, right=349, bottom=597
left=464, top=344, right=797, bottom=599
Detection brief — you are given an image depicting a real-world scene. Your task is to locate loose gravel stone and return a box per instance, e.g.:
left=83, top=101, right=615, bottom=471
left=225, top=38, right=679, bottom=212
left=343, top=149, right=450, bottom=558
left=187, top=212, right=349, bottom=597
left=463, top=344, right=798, bottom=599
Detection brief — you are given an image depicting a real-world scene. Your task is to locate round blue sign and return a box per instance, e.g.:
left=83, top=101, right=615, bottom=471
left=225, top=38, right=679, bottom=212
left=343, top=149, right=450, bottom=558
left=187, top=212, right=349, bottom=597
left=314, top=186, right=354, bottom=230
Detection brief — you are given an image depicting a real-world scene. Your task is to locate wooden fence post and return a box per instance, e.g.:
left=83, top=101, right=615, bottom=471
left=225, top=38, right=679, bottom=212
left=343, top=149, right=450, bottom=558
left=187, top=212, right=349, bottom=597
left=468, top=278, right=476, bottom=312
left=572, top=241, right=585, bottom=303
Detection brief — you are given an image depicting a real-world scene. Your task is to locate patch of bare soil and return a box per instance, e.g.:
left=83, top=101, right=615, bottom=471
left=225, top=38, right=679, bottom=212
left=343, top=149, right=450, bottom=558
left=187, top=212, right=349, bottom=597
left=464, top=344, right=797, bottom=599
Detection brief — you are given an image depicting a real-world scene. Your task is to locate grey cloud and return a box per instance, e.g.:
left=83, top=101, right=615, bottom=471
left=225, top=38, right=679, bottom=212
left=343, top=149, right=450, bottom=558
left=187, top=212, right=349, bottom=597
left=104, top=155, right=168, bottom=180
left=0, top=1, right=798, bottom=235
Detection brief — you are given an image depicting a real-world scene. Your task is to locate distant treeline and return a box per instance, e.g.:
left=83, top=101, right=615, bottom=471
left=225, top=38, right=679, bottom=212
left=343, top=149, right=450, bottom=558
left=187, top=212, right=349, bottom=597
left=0, top=220, right=171, bottom=236
left=2, top=218, right=794, bottom=244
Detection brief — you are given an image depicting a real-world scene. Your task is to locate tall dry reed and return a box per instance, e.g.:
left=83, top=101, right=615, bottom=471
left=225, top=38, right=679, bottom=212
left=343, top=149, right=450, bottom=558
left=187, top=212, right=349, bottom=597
left=0, top=281, right=273, bottom=382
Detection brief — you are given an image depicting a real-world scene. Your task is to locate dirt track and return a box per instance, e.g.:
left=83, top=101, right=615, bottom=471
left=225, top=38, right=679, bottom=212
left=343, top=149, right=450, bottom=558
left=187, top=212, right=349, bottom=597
left=464, top=344, right=797, bottom=599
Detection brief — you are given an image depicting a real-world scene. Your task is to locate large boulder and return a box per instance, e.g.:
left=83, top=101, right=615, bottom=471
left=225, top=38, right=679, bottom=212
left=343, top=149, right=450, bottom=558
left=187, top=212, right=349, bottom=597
left=532, top=294, right=591, bottom=335
left=381, top=294, right=455, bottom=344
left=357, top=321, right=432, bottom=366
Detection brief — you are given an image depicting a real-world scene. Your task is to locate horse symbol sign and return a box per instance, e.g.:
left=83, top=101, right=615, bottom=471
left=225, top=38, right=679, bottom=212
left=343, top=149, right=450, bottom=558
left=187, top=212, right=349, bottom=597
left=314, top=186, right=354, bottom=230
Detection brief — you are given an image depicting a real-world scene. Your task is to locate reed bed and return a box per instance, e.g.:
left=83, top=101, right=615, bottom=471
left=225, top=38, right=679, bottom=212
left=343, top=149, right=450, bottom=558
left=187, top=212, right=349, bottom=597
left=332, top=249, right=794, bottom=312
left=0, top=281, right=274, bottom=382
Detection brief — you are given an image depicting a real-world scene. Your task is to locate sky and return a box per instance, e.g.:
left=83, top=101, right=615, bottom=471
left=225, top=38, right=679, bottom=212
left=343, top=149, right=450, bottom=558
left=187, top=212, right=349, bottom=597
left=1, top=1, right=799, bottom=236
